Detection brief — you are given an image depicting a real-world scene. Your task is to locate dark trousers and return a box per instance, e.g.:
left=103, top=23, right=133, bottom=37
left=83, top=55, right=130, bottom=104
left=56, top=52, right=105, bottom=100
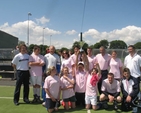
left=14, top=70, right=30, bottom=102
left=75, top=92, right=85, bottom=107
left=98, top=70, right=108, bottom=94
left=121, top=96, right=138, bottom=111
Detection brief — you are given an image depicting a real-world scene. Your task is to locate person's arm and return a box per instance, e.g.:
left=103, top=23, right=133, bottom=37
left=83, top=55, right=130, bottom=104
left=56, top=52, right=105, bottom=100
left=121, top=80, right=128, bottom=97
left=96, top=63, right=101, bottom=76
left=101, top=81, right=108, bottom=96
left=45, top=88, right=56, bottom=101
left=129, top=78, right=139, bottom=97
left=82, top=52, right=89, bottom=72
left=75, top=51, right=79, bottom=70
left=63, top=76, right=75, bottom=85
left=57, top=86, right=61, bottom=100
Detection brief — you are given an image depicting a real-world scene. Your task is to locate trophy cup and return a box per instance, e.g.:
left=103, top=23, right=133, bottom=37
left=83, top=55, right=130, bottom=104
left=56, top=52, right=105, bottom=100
left=79, top=40, right=85, bottom=53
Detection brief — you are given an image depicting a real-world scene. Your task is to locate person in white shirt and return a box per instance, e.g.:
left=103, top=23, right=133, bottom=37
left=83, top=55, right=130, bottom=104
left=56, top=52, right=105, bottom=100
left=44, top=46, right=61, bottom=75
left=99, top=73, right=121, bottom=110
left=124, top=45, right=141, bottom=106
left=12, top=44, right=30, bottom=106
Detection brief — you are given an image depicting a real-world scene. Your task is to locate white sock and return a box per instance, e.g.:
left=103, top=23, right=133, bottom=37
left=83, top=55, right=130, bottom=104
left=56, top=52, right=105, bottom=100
left=36, top=88, right=40, bottom=97
left=33, top=88, right=37, bottom=95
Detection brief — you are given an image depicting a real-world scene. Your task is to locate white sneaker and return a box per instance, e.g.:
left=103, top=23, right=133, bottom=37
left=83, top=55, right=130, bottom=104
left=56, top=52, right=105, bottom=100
left=132, top=107, right=138, bottom=113
left=87, top=109, right=91, bottom=113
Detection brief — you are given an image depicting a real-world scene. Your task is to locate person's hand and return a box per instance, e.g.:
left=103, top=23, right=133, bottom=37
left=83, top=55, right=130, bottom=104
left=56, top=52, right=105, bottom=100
left=108, top=95, right=114, bottom=103
left=126, top=95, right=131, bottom=102
left=63, top=75, right=68, bottom=80
left=51, top=97, right=56, bottom=102
left=67, top=85, right=73, bottom=89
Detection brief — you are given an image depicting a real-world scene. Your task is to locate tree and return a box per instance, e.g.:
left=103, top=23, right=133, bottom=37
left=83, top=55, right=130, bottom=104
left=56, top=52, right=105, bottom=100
left=99, top=39, right=109, bottom=49
left=109, top=40, right=127, bottom=49
left=134, top=42, right=141, bottom=49
left=18, top=40, right=25, bottom=45
left=93, top=42, right=101, bottom=49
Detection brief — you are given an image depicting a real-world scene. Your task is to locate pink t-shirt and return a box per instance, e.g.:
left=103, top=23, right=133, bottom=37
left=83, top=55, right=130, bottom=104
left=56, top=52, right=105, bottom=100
left=101, top=78, right=120, bottom=94
left=109, top=58, right=123, bottom=79
left=61, top=58, right=73, bottom=73
left=95, top=53, right=111, bottom=70
left=60, top=74, right=75, bottom=99
left=29, top=53, right=44, bottom=76
left=44, top=75, right=61, bottom=99
left=70, top=54, right=80, bottom=67
left=87, top=55, right=96, bottom=71
left=86, top=74, right=100, bottom=96
left=75, top=70, right=88, bottom=93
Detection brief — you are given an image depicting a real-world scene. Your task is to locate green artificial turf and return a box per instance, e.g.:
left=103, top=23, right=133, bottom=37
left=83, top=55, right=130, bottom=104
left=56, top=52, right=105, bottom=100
left=0, top=86, right=140, bottom=113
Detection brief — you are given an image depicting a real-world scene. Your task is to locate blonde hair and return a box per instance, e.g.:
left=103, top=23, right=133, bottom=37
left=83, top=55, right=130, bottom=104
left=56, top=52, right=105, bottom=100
left=46, top=66, right=55, bottom=75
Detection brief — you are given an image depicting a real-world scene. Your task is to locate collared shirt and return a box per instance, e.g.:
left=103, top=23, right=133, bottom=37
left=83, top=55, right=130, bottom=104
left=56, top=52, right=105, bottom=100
left=101, top=78, right=120, bottom=94
left=12, top=53, right=29, bottom=70
left=124, top=53, right=141, bottom=78
left=95, top=53, right=111, bottom=70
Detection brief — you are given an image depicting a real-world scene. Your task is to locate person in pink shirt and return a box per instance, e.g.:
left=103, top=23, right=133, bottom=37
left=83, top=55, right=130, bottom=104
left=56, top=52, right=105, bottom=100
left=60, top=67, right=76, bottom=110
left=29, top=46, right=45, bottom=103
left=95, top=46, right=111, bottom=94
left=60, top=50, right=73, bottom=76
left=70, top=45, right=80, bottom=69
left=109, top=50, right=123, bottom=81
left=74, top=50, right=89, bottom=107
left=99, top=73, right=121, bottom=110
left=87, top=47, right=96, bottom=72
left=44, top=66, right=61, bottom=113
left=85, top=63, right=101, bottom=111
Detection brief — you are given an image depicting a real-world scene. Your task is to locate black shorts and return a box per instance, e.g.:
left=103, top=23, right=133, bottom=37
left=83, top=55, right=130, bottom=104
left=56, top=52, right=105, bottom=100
left=63, top=96, right=76, bottom=102
left=45, top=98, right=60, bottom=109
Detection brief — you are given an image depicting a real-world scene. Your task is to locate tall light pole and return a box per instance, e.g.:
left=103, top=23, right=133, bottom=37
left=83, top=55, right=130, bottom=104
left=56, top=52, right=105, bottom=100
left=43, top=28, right=45, bottom=45
left=27, top=12, right=32, bottom=46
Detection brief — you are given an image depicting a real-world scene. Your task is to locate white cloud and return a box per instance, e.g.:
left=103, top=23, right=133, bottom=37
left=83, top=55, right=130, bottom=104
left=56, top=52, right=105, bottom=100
left=0, top=19, right=61, bottom=45
left=1, top=18, right=141, bottom=49
left=35, top=16, right=50, bottom=25
left=83, top=26, right=141, bottom=45
left=66, top=30, right=77, bottom=35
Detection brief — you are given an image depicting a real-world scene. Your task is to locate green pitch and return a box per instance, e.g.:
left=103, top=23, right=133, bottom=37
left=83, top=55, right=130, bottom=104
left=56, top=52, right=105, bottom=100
left=0, top=86, right=139, bottom=113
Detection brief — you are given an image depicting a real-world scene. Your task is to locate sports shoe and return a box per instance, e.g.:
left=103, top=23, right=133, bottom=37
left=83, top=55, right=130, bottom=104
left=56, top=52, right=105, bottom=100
left=36, top=96, right=42, bottom=103
left=87, top=109, right=91, bottom=113
left=31, top=94, right=37, bottom=103
left=113, top=101, right=118, bottom=110
left=24, top=98, right=30, bottom=104
left=132, top=107, right=138, bottom=113
left=103, top=102, right=108, bottom=109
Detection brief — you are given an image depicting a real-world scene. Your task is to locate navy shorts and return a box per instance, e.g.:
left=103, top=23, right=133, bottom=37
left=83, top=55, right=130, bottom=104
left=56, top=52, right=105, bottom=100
left=45, top=98, right=60, bottom=109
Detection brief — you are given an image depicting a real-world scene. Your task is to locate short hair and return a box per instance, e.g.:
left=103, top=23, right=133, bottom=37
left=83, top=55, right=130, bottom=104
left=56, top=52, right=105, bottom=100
left=33, top=45, right=40, bottom=51
left=128, top=45, right=135, bottom=50
left=123, top=68, right=130, bottom=74
left=111, top=50, right=117, bottom=54
left=87, top=46, right=92, bottom=50
left=108, top=73, right=114, bottom=77
left=73, top=45, right=80, bottom=49
left=19, top=44, right=27, bottom=52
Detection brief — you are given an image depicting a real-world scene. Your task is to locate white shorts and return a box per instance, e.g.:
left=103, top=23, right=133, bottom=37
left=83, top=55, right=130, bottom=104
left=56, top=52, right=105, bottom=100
left=30, top=76, right=42, bottom=86
left=85, top=95, right=97, bottom=106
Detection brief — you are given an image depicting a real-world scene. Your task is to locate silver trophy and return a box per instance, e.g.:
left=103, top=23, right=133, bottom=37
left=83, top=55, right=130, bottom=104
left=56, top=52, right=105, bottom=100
left=79, top=40, right=85, bottom=53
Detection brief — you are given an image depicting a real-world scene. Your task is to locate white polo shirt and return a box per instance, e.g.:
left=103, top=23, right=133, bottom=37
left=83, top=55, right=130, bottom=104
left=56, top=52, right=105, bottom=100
left=44, top=53, right=60, bottom=72
left=124, top=53, right=141, bottom=78
left=12, top=53, right=29, bottom=70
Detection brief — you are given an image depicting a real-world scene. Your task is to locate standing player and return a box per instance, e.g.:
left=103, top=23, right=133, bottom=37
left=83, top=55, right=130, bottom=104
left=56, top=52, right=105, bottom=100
left=12, top=44, right=30, bottom=106
left=29, top=46, right=45, bottom=103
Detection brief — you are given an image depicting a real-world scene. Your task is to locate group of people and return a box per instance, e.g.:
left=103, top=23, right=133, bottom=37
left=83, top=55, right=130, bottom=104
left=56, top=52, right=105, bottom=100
left=11, top=44, right=141, bottom=113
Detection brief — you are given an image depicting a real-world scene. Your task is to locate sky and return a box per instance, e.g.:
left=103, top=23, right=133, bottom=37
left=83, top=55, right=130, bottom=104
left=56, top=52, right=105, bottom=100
left=0, top=0, right=141, bottom=49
